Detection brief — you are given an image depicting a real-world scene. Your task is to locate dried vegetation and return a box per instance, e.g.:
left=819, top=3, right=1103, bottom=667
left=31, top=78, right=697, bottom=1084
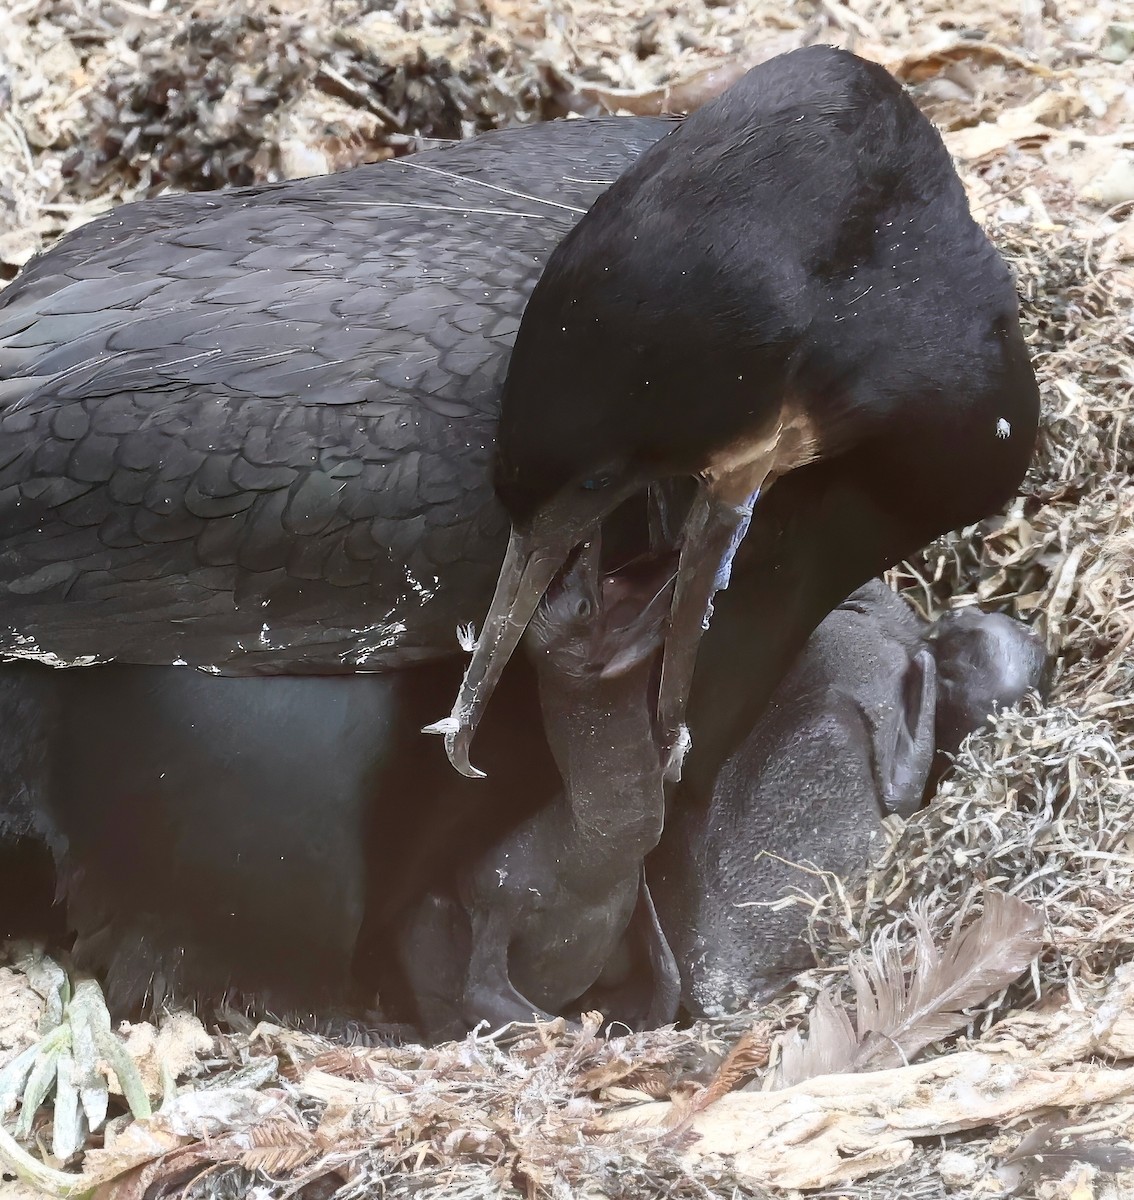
left=1, top=0, right=1133, bottom=1196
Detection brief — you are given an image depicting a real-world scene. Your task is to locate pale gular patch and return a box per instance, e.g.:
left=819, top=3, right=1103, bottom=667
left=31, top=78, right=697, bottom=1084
left=703, top=404, right=823, bottom=507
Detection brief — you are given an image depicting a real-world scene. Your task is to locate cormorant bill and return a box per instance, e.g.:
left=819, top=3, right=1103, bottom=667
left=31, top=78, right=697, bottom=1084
left=433, top=46, right=1040, bottom=778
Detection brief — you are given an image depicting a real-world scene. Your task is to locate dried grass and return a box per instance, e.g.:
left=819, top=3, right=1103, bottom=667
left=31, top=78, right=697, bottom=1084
left=1, top=0, right=1133, bottom=1196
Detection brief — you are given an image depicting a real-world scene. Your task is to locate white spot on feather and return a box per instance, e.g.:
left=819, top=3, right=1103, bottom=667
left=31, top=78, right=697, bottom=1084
left=403, top=566, right=437, bottom=603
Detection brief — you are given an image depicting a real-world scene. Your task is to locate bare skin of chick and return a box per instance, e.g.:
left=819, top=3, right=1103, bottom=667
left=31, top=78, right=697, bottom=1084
left=401, top=540, right=678, bottom=1038
left=650, top=581, right=1045, bottom=1017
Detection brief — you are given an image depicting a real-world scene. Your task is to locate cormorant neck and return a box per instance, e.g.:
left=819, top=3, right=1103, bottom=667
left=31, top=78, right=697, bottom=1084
left=536, top=667, right=665, bottom=861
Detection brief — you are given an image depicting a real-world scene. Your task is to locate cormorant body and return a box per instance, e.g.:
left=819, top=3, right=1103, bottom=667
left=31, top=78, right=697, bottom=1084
left=0, top=115, right=672, bottom=1014
left=0, top=118, right=670, bottom=672
left=0, top=579, right=1043, bottom=1029
left=0, top=653, right=560, bottom=1017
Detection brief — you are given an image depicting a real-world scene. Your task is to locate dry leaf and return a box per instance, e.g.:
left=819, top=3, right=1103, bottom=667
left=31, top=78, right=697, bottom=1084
left=161, top=1086, right=283, bottom=1138
left=574, top=1054, right=641, bottom=1093
left=545, top=51, right=803, bottom=118
left=302, top=1068, right=411, bottom=1145
left=1083, top=155, right=1134, bottom=207
left=92, top=1141, right=230, bottom=1200
left=697, top=1027, right=773, bottom=1107
left=886, top=35, right=1060, bottom=81
left=83, top=1117, right=185, bottom=1174
left=119, top=1014, right=212, bottom=1100
left=945, top=92, right=1082, bottom=162
left=596, top=1053, right=1134, bottom=1190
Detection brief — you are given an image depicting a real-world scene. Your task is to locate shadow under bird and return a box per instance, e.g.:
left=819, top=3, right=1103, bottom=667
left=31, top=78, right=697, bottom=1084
left=0, top=47, right=1038, bottom=1027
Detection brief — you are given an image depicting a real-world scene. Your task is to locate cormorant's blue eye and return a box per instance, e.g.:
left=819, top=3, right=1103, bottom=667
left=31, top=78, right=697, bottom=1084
left=581, top=476, right=612, bottom=491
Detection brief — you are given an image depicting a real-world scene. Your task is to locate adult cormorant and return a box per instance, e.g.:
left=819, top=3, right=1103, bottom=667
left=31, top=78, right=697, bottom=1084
left=0, top=47, right=1038, bottom=1032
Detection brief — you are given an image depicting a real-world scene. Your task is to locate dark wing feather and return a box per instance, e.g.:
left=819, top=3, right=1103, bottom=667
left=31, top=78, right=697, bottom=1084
left=0, top=118, right=672, bottom=671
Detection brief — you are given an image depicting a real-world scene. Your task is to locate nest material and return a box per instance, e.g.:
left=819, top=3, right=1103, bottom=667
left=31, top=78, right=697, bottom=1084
left=1, top=0, right=1134, bottom=1197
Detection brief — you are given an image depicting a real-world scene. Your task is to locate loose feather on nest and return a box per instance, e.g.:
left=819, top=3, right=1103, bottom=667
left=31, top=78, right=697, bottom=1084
left=776, top=890, right=1044, bottom=1086
left=1002, top=1116, right=1134, bottom=1182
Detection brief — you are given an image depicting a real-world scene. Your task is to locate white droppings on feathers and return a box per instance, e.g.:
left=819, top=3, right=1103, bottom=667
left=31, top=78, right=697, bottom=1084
left=1, top=631, right=102, bottom=668
left=342, top=618, right=408, bottom=664
left=403, top=565, right=438, bottom=603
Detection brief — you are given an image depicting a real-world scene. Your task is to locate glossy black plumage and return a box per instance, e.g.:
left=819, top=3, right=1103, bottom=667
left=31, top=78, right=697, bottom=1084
left=7, top=656, right=557, bottom=1016
left=443, top=45, right=1039, bottom=776
left=498, top=50, right=1032, bottom=521
left=0, top=118, right=670, bottom=672
left=0, top=116, right=677, bottom=1016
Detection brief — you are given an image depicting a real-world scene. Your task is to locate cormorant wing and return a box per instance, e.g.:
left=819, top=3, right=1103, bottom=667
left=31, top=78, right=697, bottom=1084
left=0, top=118, right=672, bottom=672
